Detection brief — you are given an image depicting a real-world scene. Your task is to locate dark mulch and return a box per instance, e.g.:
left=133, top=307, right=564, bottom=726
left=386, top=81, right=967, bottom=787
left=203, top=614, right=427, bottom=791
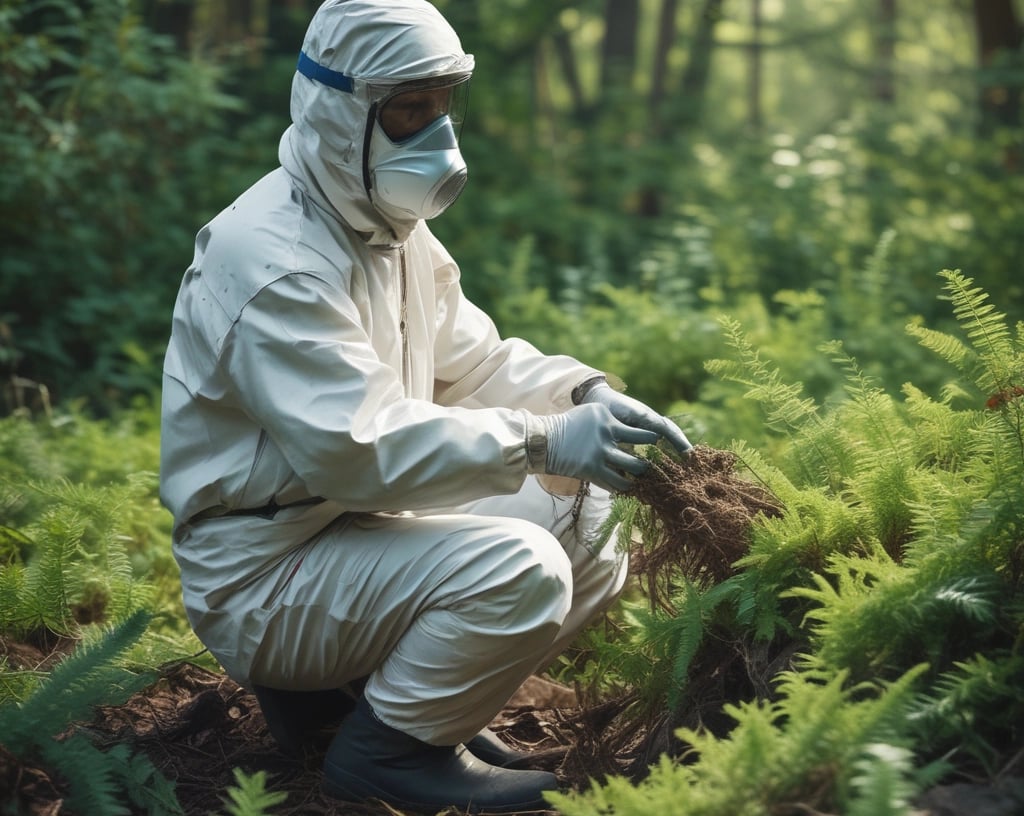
left=0, top=656, right=591, bottom=815
left=88, top=662, right=589, bottom=815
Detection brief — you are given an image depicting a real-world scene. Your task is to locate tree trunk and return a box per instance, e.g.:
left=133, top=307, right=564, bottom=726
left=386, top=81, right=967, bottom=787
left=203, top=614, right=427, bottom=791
left=553, top=29, right=588, bottom=118
left=144, top=0, right=194, bottom=50
left=678, top=0, right=724, bottom=128
left=649, top=0, right=679, bottom=129
left=601, top=0, right=640, bottom=89
left=873, top=0, right=896, bottom=103
left=748, top=0, right=763, bottom=130
left=971, top=0, right=1023, bottom=133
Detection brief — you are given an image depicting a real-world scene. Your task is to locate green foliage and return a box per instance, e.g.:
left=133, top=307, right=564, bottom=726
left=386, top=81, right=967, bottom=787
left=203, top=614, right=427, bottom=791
left=0, top=609, right=185, bottom=816
left=1, top=475, right=152, bottom=636
left=217, top=769, right=289, bottom=816
left=567, top=271, right=1023, bottom=809
left=0, top=406, right=208, bottom=701
left=845, top=743, right=922, bottom=816
left=616, top=578, right=751, bottom=714
left=485, top=235, right=719, bottom=412
left=548, top=666, right=932, bottom=816
left=0, top=0, right=258, bottom=409
left=2, top=0, right=1021, bottom=419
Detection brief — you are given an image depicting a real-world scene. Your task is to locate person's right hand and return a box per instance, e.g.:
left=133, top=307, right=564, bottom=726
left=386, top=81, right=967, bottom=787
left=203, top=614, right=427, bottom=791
left=541, top=403, right=660, bottom=493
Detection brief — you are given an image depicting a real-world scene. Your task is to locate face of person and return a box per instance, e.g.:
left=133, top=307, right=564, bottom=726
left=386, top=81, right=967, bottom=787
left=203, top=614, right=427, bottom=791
left=379, top=86, right=454, bottom=141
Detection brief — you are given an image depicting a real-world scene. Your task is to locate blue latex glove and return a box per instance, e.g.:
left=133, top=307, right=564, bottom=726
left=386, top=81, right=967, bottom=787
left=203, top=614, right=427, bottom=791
left=541, top=403, right=661, bottom=493
left=579, top=381, right=692, bottom=456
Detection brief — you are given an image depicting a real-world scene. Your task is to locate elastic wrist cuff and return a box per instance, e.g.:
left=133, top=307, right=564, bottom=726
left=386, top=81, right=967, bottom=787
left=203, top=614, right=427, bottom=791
left=571, top=375, right=608, bottom=405
left=524, top=413, right=548, bottom=473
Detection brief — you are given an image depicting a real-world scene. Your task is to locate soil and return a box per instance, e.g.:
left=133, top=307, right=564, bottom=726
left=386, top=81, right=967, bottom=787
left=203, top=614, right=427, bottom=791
left=0, top=656, right=597, bottom=815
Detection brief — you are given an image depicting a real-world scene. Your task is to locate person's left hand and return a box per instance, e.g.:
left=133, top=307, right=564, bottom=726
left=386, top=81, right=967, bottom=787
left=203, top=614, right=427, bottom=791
left=580, top=381, right=693, bottom=456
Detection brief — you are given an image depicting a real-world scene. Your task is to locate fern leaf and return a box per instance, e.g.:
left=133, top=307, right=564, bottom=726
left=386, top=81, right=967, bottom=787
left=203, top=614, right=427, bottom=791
left=41, top=734, right=131, bottom=816
left=117, top=747, right=186, bottom=816
left=906, top=324, right=974, bottom=373
left=665, top=582, right=707, bottom=712
left=937, top=270, right=1020, bottom=394
left=845, top=743, right=918, bottom=816
left=220, top=768, right=288, bottom=816
left=0, top=609, right=152, bottom=751
left=706, top=316, right=821, bottom=434
left=927, top=576, right=998, bottom=624
left=21, top=504, right=83, bottom=636
left=940, top=270, right=1012, bottom=358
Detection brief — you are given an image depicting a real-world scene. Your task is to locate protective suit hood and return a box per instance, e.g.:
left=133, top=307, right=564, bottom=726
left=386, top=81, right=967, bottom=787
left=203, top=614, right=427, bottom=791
left=279, top=0, right=474, bottom=246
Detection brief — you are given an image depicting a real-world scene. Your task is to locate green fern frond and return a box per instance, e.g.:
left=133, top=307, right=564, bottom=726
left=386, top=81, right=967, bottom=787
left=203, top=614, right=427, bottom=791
left=1, top=478, right=156, bottom=642
left=0, top=609, right=152, bottom=753
left=0, top=557, right=28, bottom=633
left=665, top=582, right=712, bottom=712
left=219, top=768, right=288, bottom=816
left=551, top=665, right=928, bottom=816
left=38, top=735, right=185, bottom=816
left=906, top=323, right=975, bottom=374
left=0, top=610, right=181, bottom=814
left=706, top=316, right=821, bottom=434
left=926, top=575, right=998, bottom=624
left=912, top=654, right=1017, bottom=729
left=940, top=270, right=1014, bottom=370
left=601, top=492, right=645, bottom=553
left=908, top=652, right=1024, bottom=772
left=902, top=472, right=978, bottom=550
left=43, top=734, right=132, bottom=816
left=845, top=743, right=919, bottom=816
left=858, top=228, right=897, bottom=301
left=728, top=438, right=800, bottom=506
left=117, top=746, right=185, bottom=816
left=29, top=479, right=144, bottom=621
left=823, top=341, right=914, bottom=462
left=0, top=658, right=46, bottom=707
left=925, top=270, right=1024, bottom=404
left=787, top=544, right=920, bottom=677
left=901, top=383, right=984, bottom=471
left=21, top=506, right=83, bottom=636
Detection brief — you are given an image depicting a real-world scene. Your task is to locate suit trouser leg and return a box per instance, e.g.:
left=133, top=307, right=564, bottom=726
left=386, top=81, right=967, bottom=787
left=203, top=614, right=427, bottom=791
left=247, top=478, right=622, bottom=745
left=454, top=478, right=628, bottom=669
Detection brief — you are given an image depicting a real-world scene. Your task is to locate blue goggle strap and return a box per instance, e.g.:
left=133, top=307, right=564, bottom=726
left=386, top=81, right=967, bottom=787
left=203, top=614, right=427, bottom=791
left=296, top=51, right=354, bottom=93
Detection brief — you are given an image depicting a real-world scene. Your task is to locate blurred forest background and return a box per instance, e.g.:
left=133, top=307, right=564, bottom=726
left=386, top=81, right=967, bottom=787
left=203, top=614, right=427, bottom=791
left=2, top=0, right=1022, bottom=441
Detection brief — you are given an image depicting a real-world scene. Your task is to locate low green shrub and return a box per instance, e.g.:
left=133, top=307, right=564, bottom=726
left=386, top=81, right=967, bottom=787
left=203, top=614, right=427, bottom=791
left=564, top=270, right=1023, bottom=812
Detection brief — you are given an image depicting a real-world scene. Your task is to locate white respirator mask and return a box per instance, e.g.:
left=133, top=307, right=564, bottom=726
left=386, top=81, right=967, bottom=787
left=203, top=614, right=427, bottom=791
left=364, top=75, right=471, bottom=221
left=367, top=112, right=467, bottom=221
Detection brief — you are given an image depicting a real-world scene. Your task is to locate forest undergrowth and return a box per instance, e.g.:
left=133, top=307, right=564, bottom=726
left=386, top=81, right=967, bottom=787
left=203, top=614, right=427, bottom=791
left=1, top=270, right=1023, bottom=815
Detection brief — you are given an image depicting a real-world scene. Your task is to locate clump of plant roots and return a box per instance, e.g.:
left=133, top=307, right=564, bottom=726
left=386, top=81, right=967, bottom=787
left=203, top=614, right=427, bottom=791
left=545, top=446, right=791, bottom=780
left=626, top=444, right=784, bottom=612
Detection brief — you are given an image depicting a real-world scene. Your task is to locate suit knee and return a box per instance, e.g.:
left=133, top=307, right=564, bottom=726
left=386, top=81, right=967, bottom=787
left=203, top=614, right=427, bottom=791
left=473, top=520, right=573, bottom=631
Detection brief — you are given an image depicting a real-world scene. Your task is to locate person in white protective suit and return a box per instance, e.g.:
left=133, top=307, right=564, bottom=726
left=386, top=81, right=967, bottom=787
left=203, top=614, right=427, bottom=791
left=159, top=0, right=692, bottom=812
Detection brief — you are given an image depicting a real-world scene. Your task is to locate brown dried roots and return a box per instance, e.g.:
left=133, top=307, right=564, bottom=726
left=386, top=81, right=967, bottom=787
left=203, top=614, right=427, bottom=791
left=625, top=444, right=783, bottom=612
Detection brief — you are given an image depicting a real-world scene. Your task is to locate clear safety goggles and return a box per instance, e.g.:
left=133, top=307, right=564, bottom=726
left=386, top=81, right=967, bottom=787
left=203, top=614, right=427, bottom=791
left=371, top=73, right=471, bottom=143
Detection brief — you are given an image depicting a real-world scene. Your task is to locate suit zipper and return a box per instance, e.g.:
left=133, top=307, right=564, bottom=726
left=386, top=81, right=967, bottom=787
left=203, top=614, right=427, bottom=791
left=398, top=244, right=410, bottom=391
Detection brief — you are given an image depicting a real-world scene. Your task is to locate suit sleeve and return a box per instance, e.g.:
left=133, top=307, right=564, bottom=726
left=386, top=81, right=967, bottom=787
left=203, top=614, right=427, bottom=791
left=223, top=273, right=540, bottom=512
left=431, top=274, right=601, bottom=416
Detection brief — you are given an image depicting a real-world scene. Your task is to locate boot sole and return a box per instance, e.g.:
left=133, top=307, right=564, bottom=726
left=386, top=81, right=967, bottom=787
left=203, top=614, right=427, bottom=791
left=322, top=763, right=553, bottom=815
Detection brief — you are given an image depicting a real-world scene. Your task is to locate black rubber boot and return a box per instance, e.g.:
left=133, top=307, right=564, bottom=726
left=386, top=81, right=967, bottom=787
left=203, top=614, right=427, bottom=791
left=323, top=696, right=558, bottom=814
left=253, top=685, right=357, bottom=757
left=465, top=727, right=531, bottom=769
left=255, top=684, right=529, bottom=767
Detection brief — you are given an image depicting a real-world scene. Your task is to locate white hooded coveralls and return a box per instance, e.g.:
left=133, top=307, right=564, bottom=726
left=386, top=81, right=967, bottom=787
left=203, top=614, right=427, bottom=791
left=159, top=0, right=626, bottom=745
